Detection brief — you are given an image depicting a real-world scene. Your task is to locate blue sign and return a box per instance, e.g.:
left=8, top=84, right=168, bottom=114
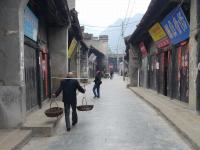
left=24, top=7, right=38, bottom=41
left=161, top=6, right=190, bottom=45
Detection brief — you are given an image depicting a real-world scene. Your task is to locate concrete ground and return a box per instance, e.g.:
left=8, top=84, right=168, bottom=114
left=21, top=75, right=192, bottom=150
left=129, top=86, right=200, bottom=150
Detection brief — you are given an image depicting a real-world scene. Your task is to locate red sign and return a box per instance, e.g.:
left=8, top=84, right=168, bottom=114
left=156, top=37, right=170, bottom=48
left=139, top=42, right=147, bottom=57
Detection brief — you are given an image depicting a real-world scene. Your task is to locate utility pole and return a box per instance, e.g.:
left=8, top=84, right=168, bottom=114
left=121, top=21, right=125, bottom=81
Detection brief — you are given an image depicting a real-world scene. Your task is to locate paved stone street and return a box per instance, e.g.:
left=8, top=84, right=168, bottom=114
left=22, top=75, right=191, bottom=150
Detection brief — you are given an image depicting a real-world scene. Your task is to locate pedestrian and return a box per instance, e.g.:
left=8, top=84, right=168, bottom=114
left=52, top=72, right=85, bottom=132
left=110, top=69, right=114, bottom=79
left=93, top=70, right=102, bottom=98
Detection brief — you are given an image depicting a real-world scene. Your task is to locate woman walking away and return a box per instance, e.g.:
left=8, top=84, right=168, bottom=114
left=93, top=71, right=102, bottom=98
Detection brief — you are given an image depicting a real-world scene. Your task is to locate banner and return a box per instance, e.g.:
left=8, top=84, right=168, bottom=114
left=161, top=6, right=190, bottom=45
left=155, top=37, right=171, bottom=48
left=88, top=53, right=96, bottom=62
left=139, top=42, right=147, bottom=58
left=148, top=23, right=167, bottom=42
left=68, top=38, right=77, bottom=58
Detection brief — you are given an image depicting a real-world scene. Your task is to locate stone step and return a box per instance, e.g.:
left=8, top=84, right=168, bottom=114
left=22, top=100, right=63, bottom=137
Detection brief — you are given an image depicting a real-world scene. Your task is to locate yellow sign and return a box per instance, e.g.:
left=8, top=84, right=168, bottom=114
left=148, top=23, right=166, bottom=41
left=68, top=38, right=77, bottom=58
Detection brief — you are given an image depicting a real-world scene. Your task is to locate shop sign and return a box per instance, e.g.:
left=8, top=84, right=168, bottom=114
left=24, top=6, right=38, bottom=41
left=148, top=23, right=167, bottom=41
left=155, top=37, right=171, bottom=48
left=161, top=6, right=190, bottom=45
left=68, top=38, right=77, bottom=58
left=139, top=42, right=147, bottom=57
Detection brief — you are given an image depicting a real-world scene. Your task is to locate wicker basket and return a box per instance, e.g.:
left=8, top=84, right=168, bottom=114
left=77, top=97, right=93, bottom=111
left=44, top=99, right=63, bottom=117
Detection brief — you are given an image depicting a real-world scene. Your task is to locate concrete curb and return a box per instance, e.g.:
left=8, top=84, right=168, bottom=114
left=129, top=87, right=199, bottom=150
left=0, top=129, right=32, bottom=150
left=14, top=130, right=32, bottom=150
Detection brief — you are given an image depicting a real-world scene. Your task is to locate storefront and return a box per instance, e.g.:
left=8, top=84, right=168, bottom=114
left=143, top=6, right=190, bottom=100
left=0, top=0, right=71, bottom=128
left=173, top=42, right=189, bottom=102
left=24, top=6, right=40, bottom=111
left=148, top=53, right=157, bottom=90
left=156, top=38, right=171, bottom=96
left=24, top=4, right=52, bottom=111
left=161, top=6, right=190, bottom=102
left=138, top=42, right=148, bottom=88
left=148, top=23, right=170, bottom=95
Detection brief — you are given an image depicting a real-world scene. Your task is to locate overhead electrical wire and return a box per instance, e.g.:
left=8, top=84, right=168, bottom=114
left=80, top=20, right=140, bottom=29
left=123, top=0, right=136, bottom=33
left=123, top=0, right=131, bottom=26
left=84, top=28, right=122, bottom=32
left=115, top=0, right=132, bottom=52
left=82, top=25, right=121, bottom=28
left=82, top=0, right=139, bottom=54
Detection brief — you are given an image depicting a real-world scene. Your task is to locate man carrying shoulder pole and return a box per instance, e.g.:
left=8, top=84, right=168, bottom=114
left=52, top=72, right=85, bottom=131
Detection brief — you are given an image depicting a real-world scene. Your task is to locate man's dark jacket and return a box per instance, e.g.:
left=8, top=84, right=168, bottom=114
left=55, top=79, right=85, bottom=105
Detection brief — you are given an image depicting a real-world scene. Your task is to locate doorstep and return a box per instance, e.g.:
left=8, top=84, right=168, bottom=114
left=129, top=87, right=200, bottom=150
left=0, top=129, right=32, bottom=150
left=22, top=100, right=64, bottom=137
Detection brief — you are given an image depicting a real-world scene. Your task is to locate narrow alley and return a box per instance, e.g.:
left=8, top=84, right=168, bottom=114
left=21, top=75, right=191, bottom=150
left=1, top=0, right=200, bottom=149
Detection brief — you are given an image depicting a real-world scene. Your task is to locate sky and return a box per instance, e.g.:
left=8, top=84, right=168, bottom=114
left=76, top=0, right=151, bottom=36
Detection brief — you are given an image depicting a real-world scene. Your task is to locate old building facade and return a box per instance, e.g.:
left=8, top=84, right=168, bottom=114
left=83, top=33, right=109, bottom=77
left=0, top=0, right=77, bottom=128
left=126, top=0, right=200, bottom=111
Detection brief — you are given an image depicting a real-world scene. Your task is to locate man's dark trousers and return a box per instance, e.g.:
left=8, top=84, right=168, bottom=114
left=64, top=103, right=77, bottom=129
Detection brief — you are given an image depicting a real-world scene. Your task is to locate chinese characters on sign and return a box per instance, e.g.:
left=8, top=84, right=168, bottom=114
left=161, top=6, right=190, bottom=45
left=24, top=7, right=38, bottom=41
